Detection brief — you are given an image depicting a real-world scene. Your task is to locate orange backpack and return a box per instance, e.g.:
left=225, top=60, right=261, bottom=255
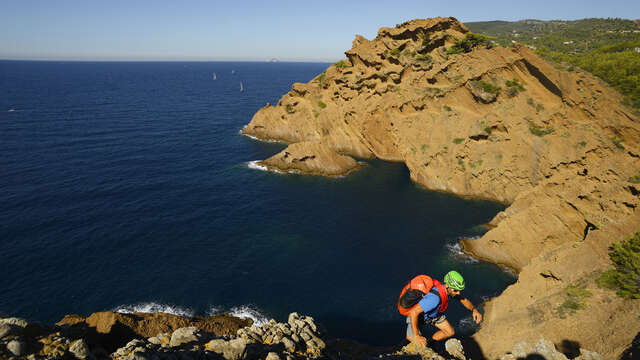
left=397, top=275, right=449, bottom=316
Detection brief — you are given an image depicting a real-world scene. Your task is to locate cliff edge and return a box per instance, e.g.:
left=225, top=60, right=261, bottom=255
left=242, top=17, right=640, bottom=358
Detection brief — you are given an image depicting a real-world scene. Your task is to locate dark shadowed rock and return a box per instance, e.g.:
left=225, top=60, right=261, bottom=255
left=57, top=311, right=250, bottom=352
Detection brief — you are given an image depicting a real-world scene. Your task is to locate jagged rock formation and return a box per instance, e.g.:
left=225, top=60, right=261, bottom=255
left=242, top=17, right=640, bottom=358
left=258, top=141, right=362, bottom=176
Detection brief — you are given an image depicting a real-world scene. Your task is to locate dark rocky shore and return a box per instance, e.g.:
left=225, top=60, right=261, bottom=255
left=0, top=311, right=607, bottom=359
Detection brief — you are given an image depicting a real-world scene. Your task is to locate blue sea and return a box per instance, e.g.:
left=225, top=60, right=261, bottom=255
left=0, top=61, right=514, bottom=345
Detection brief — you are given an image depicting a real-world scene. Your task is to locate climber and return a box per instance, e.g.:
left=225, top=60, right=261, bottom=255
left=398, top=271, right=482, bottom=347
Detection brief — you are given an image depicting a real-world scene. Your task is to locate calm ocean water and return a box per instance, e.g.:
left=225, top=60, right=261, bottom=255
left=0, top=60, right=514, bottom=345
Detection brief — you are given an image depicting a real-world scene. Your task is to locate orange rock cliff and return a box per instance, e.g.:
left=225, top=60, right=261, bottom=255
left=242, top=17, right=640, bottom=358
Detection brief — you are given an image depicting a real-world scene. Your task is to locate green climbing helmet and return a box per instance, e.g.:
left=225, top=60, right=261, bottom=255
left=444, top=270, right=465, bottom=291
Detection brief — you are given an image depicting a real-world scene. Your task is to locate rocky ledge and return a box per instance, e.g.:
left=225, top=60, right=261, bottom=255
left=1, top=312, right=610, bottom=359
left=0, top=312, right=324, bottom=360
left=241, top=16, right=640, bottom=358
left=258, top=141, right=362, bottom=177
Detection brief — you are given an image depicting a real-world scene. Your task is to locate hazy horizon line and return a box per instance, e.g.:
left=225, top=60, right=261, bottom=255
left=0, top=57, right=337, bottom=63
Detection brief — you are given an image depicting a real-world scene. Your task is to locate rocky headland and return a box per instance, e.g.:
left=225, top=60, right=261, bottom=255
left=242, top=17, right=640, bottom=359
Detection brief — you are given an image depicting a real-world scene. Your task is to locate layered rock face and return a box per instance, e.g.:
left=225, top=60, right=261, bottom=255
left=242, top=17, right=640, bottom=358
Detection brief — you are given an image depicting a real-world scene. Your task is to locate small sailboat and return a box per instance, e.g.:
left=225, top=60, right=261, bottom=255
left=231, top=70, right=236, bottom=75
left=212, top=73, right=217, bottom=80
left=240, top=82, right=244, bottom=92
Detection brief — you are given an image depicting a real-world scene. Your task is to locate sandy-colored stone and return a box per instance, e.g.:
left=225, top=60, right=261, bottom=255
left=69, top=338, right=91, bottom=359
left=241, top=16, right=640, bottom=359
left=7, top=339, right=26, bottom=356
left=57, top=311, right=249, bottom=339
left=259, top=141, right=360, bottom=176
left=169, top=326, right=199, bottom=347
left=56, top=311, right=250, bottom=354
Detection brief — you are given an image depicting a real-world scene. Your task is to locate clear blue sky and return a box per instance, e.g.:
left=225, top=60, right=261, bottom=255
left=1, top=0, right=638, bottom=61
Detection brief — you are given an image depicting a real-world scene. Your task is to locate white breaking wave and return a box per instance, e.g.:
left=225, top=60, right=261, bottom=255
left=229, top=305, right=271, bottom=326
left=445, top=239, right=479, bottom=264
left=238, top=130, right=282, bottom=143
left=207, top=304, right=271, bottom=327
left=247, top=161, right=292, bottom=175
left=112, top=302, right=271, bottom=326
left=247, top=161, right=269, bottom=172
left=502, top=267, right=518, bottom=278
left=113, top=302, right=195, bottom=317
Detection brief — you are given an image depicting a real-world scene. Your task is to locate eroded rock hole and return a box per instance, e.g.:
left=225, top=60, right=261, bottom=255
left=582, top=221, right=597, bottom=241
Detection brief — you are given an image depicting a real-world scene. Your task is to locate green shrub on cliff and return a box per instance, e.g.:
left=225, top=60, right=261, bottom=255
left=418, top=30, right=431, bottom=47
left=628, top=174, right=640, bottom=184
left=389, top=48, right=401, bottom=56
left=476, top=80, right=501, bottom=95
left=334, top=60, right=351, bottom=69
left=447, top=32, right=494, bottom=54
left=315, top=72, right=329, bottom=88
left=611, top=137, right=626, bottom=150
left=415, top=54, right=432, bottom=63
left=505, top=78, right=525, bottom=97
left=529, top=124, right=555, bottom=137
left=596, top=232, right=640, bottom=299
left=556, top=284, right=592, bottom=318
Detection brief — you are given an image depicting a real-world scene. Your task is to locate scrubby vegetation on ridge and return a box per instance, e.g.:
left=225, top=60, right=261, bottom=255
left=597, top=232, right=640, bottom=299
left=466, top=18, right=640, bottom=54
left=556, top=283, right=592, bottom=318
left=334, top=60, right=350, bottom=69
left=466, top=19, right=640, bottom=112
left=537, top=40, right=640, bottom=111
left=505, top=78, right=525, bottom=97
left=447, top=32, right=494, bottom=54
left=475, top=80, right=501, bottom=95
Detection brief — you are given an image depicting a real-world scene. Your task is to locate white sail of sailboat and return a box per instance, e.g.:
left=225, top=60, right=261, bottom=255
left=240, top=82, right=244, bottom=92
left=212, top=73, right=217, bottom=80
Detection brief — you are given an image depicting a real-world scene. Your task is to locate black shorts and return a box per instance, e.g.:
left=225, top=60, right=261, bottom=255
left=405, top=314, right=447, bottom=338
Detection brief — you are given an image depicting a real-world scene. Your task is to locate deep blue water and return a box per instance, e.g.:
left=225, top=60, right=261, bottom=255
left=0, top=60, right=514, bottom=345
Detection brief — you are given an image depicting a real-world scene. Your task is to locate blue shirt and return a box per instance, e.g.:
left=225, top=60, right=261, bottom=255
left=418, top=286, right=441, bottom=319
